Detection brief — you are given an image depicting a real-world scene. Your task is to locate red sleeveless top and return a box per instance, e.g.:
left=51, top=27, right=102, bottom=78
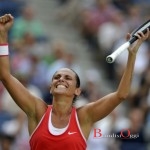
left=30, top=105, right=87, bottom=150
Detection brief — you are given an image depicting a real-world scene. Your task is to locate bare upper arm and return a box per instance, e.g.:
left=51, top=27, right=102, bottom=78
left=80, top=92, right=122, bottom=124
left=2, top=74, right=49, bottom=135
left=77, top=92, right=122, bottom=138
left=2, top=75, right=47, bottom=117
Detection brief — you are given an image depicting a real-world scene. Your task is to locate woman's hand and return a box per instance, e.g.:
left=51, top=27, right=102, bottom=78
left=127, top=28, right=150, bottom=55
left=0, top=14, right=14, bottom=43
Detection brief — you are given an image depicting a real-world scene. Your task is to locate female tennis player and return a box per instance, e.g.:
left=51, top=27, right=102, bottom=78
left=0, top=14, right=149, bottom=150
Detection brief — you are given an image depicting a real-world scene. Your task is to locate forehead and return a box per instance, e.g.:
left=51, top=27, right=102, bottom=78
left=54, top=68, right=76, bottom=77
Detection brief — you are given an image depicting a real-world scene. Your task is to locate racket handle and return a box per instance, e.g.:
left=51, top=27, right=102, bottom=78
left=129, top=27, right=149, bottom=44
left=106, top=42, right=130, bottom=63
left=106, top=27, right=149, bottom=63
left=129, top=36, right=138, bottom=44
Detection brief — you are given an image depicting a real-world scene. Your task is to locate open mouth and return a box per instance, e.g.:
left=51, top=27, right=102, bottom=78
left=56, top=84, right=68, bottom=88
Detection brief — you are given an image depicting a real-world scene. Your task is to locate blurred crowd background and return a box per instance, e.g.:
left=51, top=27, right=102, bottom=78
left=0, top=0, right=150, bottom=150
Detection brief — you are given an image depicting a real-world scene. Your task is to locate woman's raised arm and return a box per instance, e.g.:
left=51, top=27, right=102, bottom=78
left=0, top=14, right=47, bottom=119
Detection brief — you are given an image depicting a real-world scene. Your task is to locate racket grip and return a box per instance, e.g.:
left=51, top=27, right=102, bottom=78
left=106, top=27, right=149, bottom=63
left=129, top=27, right=149, bottom=44
left=129, top=36, right=137, bottom=44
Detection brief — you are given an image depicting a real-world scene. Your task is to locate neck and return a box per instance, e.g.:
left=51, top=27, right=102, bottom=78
left=52, top=96, right=73, bottom=118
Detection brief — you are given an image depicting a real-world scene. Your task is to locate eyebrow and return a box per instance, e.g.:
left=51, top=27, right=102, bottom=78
left=53, top=73, right=73, bottom=78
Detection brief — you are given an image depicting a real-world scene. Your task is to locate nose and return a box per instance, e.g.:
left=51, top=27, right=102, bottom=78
left=59, top=76, right=65, bottom=82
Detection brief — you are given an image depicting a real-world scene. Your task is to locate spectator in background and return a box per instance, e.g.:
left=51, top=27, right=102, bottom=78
left=11, top=31, right=49, bottom=96
left=0, top=88, right=29, bottom=150
left=112, top=0, right=134, bottom=12
left=43, top=40, right=66, bottom=65
left=116, top=108, right=148, bottom=150
left=55, top=0, right=81, bottom=25
left=128, top=63, right=150, bottom=146
left=97, top=10, right=128, bottom=52
left=129, top=63, right=150, bottom=108
left=57, top=0, right=69, bottom=5
left=82, top=69, right=103, bottom=102
left=126, top=5, right=142, bottom=32
left=97, top=10, right=128, bottom=81
left=10, top=5, right=46, bottom=43
left=78, top=0, right=119, bottom=50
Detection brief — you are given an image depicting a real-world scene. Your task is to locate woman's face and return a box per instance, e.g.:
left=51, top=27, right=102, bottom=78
left=50, top=68, right=80, bottom=98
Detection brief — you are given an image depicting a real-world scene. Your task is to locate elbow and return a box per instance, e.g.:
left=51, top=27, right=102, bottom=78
left=117, top=92, right=129, bottom=101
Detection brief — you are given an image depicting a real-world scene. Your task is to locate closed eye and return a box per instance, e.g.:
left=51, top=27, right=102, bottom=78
left=65, top=75, right=72, bottom=80
left=53, top=75, right=61, bottom=80
left=53, top=74, right=72, bottom=80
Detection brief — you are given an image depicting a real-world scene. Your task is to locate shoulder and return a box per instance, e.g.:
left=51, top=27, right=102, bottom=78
left=76, top=104, right=92, bottom=124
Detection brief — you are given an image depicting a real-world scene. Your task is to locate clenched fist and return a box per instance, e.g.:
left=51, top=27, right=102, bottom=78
left=0, top=14, right=14, bottom=43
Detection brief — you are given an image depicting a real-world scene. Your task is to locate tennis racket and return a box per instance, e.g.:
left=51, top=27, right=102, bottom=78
left=106, top=19, right=150, bottom=63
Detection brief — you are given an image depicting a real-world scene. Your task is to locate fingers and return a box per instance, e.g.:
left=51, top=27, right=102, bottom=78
left=0, top=14, right=13, bottom=24
left=135, top=28, right=150, bottom=41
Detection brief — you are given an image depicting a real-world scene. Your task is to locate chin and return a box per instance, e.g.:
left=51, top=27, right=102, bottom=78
left=53, top=90, right=67, bottom=95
